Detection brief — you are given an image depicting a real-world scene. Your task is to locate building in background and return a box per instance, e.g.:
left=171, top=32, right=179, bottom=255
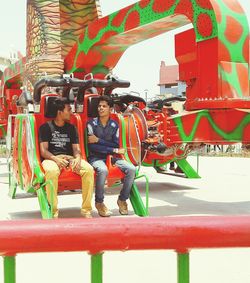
left=157, top=61, right=186, bottom=112
left=158, top=61, right=186, bottom=97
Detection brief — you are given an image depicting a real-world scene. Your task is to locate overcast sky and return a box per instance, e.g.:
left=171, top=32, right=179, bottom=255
left=0, top=0, right=249, bottom=97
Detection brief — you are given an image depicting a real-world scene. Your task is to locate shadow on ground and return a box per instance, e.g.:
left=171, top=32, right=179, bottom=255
left=136, top=182, right=250, bottom=216
left=5, top=178, right=250, bottom=219
left=9, top=207, right=135, bottom=219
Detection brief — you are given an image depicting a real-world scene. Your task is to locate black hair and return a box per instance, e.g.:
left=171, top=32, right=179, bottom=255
left=98, top=95, right=113, bottom=107
left=53, top=97, right=70, bottom=114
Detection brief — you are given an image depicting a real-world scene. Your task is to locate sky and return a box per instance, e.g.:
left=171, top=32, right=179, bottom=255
left=0, top=0, right=250, bottom=98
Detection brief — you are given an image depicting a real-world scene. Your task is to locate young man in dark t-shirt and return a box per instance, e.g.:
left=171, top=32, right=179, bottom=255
left=39, top=97, right=94, bottom=218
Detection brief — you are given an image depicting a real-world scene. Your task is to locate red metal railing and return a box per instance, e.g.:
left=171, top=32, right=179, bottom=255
left=1, top=216, right=250, bottom=283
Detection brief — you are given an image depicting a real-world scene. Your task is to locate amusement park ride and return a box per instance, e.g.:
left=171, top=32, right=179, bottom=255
left=0, top=0, right=249, bottom=219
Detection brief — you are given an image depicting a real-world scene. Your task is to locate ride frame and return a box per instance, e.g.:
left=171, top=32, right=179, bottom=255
left=0, top=0, right=250, bottom=279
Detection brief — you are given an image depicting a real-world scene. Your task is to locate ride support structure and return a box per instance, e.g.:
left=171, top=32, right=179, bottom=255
left=0, top=2, right=250, bottom=281
left=0, top=0, right=250, bottom=217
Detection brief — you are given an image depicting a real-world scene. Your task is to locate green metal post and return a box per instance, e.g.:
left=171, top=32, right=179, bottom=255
left=3, top=256, right=16, bottom=283
left=175, top=158, right=200, bottom=179
left=130, top=183, right=148, bottom=217
left=37, top=184, right=53, bottom=219
left=134, top=174, right=149, bottom=213
left=91, top=253, right=103, bottom=283
left=177, top=252, right=189, bottom=283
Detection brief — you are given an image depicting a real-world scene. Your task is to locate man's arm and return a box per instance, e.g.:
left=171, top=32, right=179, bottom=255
left=88, top=143, right=117, bottom=154
left=88, top=135, right=119, bottom=148
left=72, top=143, right=81, bottom=159
left=98, top=137, right=119, bottom=148
left=71, top=143, right=82, bottom=172
left=88, top=126, right=125, bottom=155
left=88, top=129, right=119, bottom=154
left=109, top=123, right=125, bottom=154
left=87, top=121, right=118, bottom=148
left=95, top=122, right=120, bottom=148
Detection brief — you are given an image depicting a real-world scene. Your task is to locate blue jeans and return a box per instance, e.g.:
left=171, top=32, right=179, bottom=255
left=89, top=158, right=136, bottom=203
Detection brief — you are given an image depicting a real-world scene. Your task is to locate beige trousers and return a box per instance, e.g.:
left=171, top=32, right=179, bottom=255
left=42, top=159, right=94, bottom=215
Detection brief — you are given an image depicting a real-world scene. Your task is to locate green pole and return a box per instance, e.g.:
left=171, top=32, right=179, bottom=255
left=130, top=183, right=148, bottom=217
left=175, top=159, right=200, bottom=179
left=177, top=252, right=189, bottom=283
left=91, top=253, right=103, bottom=283
left=3, top=256, right=16, bottom=283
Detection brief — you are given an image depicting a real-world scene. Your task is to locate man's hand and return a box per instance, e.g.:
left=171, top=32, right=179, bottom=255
left=88, top=135, right=99, bottom=144
left=53, top=156, right=69, bottom=169
left=59, top=155, right=72, bottom=161
left=114, top=148, right=126, bottom=154
left=70, top=156, right=81, bottom=173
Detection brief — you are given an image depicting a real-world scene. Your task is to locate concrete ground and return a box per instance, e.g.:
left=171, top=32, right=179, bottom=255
left=0, top=156, right=250, bottom=282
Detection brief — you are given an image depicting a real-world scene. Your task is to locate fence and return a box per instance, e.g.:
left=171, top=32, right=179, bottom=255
left=1, top=216, right=250, bottom=283
left=203, top=143, right=250, bottom=155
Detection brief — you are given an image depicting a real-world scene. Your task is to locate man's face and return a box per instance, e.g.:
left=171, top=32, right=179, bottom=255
left=98, top=100, right=110, bottom=118
left=59, top=104, right=72, bottom=121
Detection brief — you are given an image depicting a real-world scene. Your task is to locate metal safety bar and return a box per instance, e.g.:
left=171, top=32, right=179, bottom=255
left=1, top=216, right=250, bottom=283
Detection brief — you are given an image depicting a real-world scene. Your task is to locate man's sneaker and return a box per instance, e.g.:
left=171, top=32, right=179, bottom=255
left=95, top=203, right=112, bottom=217
left=117, top=199, right=128, bottom=215
left=81, top=211, right=93, bottom=218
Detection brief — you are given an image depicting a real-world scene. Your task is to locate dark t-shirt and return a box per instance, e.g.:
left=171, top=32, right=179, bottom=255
left=39, top=121, right=79, bottom=156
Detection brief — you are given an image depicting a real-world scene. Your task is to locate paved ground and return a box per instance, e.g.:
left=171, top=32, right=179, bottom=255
left=0, top=156, right=250, bottom=282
